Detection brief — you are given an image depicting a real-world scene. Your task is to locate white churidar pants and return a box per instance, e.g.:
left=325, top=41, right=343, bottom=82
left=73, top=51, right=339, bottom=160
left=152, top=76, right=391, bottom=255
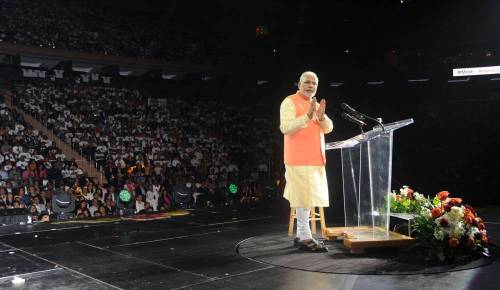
left=295, top=207, right=312, bottom=240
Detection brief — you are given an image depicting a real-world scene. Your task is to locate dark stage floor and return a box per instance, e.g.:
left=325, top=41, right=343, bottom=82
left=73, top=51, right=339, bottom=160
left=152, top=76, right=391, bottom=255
left=0, top=204, right=499, bottom=290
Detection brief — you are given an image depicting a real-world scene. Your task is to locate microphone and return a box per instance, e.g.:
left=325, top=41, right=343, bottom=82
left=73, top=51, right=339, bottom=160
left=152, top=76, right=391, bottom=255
left=341, top=103, right=365, bottom=120
left=341, top=102, right=386, bottom=131
left=341, top=112, right=366, bottom=127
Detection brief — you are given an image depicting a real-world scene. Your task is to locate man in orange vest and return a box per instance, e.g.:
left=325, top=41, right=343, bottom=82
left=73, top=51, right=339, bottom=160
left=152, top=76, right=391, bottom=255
left=280, top=71, right=333, bottom=252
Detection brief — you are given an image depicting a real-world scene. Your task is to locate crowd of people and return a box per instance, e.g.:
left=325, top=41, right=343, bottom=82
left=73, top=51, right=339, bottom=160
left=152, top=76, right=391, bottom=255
left=0, top=101, right=85, bottom=222
left=1, top=79, right=283, bottom=223
left=0, top=0, right=211, bottom=62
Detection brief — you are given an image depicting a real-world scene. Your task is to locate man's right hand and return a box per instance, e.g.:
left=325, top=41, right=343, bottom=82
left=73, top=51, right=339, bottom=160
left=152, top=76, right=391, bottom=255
left=307, top=97, right=317, bottom=119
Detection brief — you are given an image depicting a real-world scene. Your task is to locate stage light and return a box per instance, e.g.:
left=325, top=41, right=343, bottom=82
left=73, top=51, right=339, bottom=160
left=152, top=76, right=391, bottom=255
left=229, top=183, right=238, bottom=194
left=20, top=62, right=43, bottom=68
left=162, top=74, right=176, bottom=79
left=447, top=77, right=470, bottom=83
left=119, top=70, right=132, bottom=76
left=12, top=276, right=25, bottom=285
left=72, top=66, right=93, bottom=73
left=119, top=189, right=132, bottom=203
left=408, top=78, right=430, bottom=82
left=367, top=81, right=384, bottom=85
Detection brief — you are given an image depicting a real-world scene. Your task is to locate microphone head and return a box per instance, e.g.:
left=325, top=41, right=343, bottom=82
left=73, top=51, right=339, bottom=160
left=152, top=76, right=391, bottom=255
left=341, top=103, right=365, bottom=120
left=341, top=112, right=366, bottom=126
left=341, top=102, right=356, bottom=113
left=341, top=112, right=355, bottom=122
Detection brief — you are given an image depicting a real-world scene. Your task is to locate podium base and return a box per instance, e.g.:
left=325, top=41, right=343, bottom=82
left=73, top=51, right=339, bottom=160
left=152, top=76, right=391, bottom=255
left=323, top=226, right=416, bottom=254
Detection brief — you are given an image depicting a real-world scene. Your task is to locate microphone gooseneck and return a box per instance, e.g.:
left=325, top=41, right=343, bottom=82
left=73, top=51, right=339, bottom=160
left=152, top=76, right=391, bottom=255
left=341, top=102, right=385, bottom=132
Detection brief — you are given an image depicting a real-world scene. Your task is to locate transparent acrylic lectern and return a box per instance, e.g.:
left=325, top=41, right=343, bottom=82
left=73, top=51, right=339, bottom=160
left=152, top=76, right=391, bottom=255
left=324, top=118, right=414, bottom=252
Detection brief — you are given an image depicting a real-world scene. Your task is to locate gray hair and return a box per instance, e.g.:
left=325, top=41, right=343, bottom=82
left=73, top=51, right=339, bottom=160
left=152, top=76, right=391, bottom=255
left=299, top=71, right=318, bottom=85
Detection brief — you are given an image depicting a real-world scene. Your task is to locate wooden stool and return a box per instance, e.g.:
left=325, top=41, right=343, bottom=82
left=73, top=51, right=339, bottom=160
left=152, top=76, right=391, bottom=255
left=288, top=207, right=326, bottom=237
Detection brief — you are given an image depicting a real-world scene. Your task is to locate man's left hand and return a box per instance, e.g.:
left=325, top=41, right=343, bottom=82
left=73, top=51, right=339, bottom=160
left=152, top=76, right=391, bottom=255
left=316, top=99, right=326, bottom=121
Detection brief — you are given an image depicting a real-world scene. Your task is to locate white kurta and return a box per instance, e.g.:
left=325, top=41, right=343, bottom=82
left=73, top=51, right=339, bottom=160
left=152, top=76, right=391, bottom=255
left=279, top=97, right=333, bottom=208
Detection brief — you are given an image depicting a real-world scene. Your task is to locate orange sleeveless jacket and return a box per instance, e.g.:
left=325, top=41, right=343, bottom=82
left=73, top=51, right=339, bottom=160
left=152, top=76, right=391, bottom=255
left=283, top=93, right=326, bottom=166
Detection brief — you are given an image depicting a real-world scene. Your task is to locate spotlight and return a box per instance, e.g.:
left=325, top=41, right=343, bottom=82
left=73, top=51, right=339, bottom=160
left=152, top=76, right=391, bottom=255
left=12, top=276, right=25, bottom=285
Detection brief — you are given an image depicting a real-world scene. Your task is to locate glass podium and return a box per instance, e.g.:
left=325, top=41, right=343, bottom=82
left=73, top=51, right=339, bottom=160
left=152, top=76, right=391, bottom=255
left=324, top=118, right=416, bottom=253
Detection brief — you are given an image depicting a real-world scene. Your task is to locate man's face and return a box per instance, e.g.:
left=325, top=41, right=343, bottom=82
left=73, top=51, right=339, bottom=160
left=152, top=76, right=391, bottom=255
left=298, top=74, right=318, bottom=98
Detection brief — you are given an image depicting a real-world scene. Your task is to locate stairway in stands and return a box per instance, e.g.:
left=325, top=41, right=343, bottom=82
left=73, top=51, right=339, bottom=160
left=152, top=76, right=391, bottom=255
left=2, top=90, right=107, bottom=184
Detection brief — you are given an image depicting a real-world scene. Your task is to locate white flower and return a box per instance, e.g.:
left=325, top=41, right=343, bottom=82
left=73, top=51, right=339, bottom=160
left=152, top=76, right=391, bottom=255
left=447, top=206, right=464, bottom=221
left=400, top=186, right=409, bottom=197
left=434, top=228, right=445, bottom=240
left=469, top=226, right=479, bottom=239
left=449, top=221, right=465, bottom=239
left=420, top=208, right=432, bottom=219
left=414, top=192, right=425, bottom=202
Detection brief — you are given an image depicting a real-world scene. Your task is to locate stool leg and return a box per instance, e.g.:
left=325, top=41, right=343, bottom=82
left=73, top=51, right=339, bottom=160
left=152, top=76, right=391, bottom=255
left=310, top=207, right=317, bottom=235
left=319, top=207, right=326, bottom=237
left=288, top=208, right=295, bottom=236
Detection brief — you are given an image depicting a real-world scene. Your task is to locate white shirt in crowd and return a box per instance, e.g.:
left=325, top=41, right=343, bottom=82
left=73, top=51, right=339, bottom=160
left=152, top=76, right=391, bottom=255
left=146, top=190, right=158, bottom=211
left=135, top=200, right=145, bottom=213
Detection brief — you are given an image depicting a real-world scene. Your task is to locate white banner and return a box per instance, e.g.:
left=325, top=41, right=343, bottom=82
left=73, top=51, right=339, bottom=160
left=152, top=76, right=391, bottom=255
left=453, top=65, right=500, bottom=77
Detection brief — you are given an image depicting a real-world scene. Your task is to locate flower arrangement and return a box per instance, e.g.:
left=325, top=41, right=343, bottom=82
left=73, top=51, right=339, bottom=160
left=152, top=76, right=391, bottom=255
left=389, top=186, right=428, bottom=214
left=390, top=186, right=489, bottom=261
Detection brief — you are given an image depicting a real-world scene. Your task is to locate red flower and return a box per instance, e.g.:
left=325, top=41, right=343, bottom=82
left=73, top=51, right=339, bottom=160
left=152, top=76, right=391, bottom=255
left=449, top=237, right=460, bottom=248
left=407, top=188, right=414, bottom=199
left=447, top=198, right=462, bottom=206
left=464, top=205, right=477, bottom=217
left=437, top=191, right=450, bottom=201
left=481, top=236, right=489, bottom=246
left=395, top=194, right=401, bottom=202
left=440, top=218, right=449, bottom=227
left=478, top=222, right=485, bottom=231
left=464, top=214, right=474, bottom=224
left=444, top=203, right=453, bottom=212
left=464, top=207, right=475, bottom=218
left=431, top=207, right=442, bottom=219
